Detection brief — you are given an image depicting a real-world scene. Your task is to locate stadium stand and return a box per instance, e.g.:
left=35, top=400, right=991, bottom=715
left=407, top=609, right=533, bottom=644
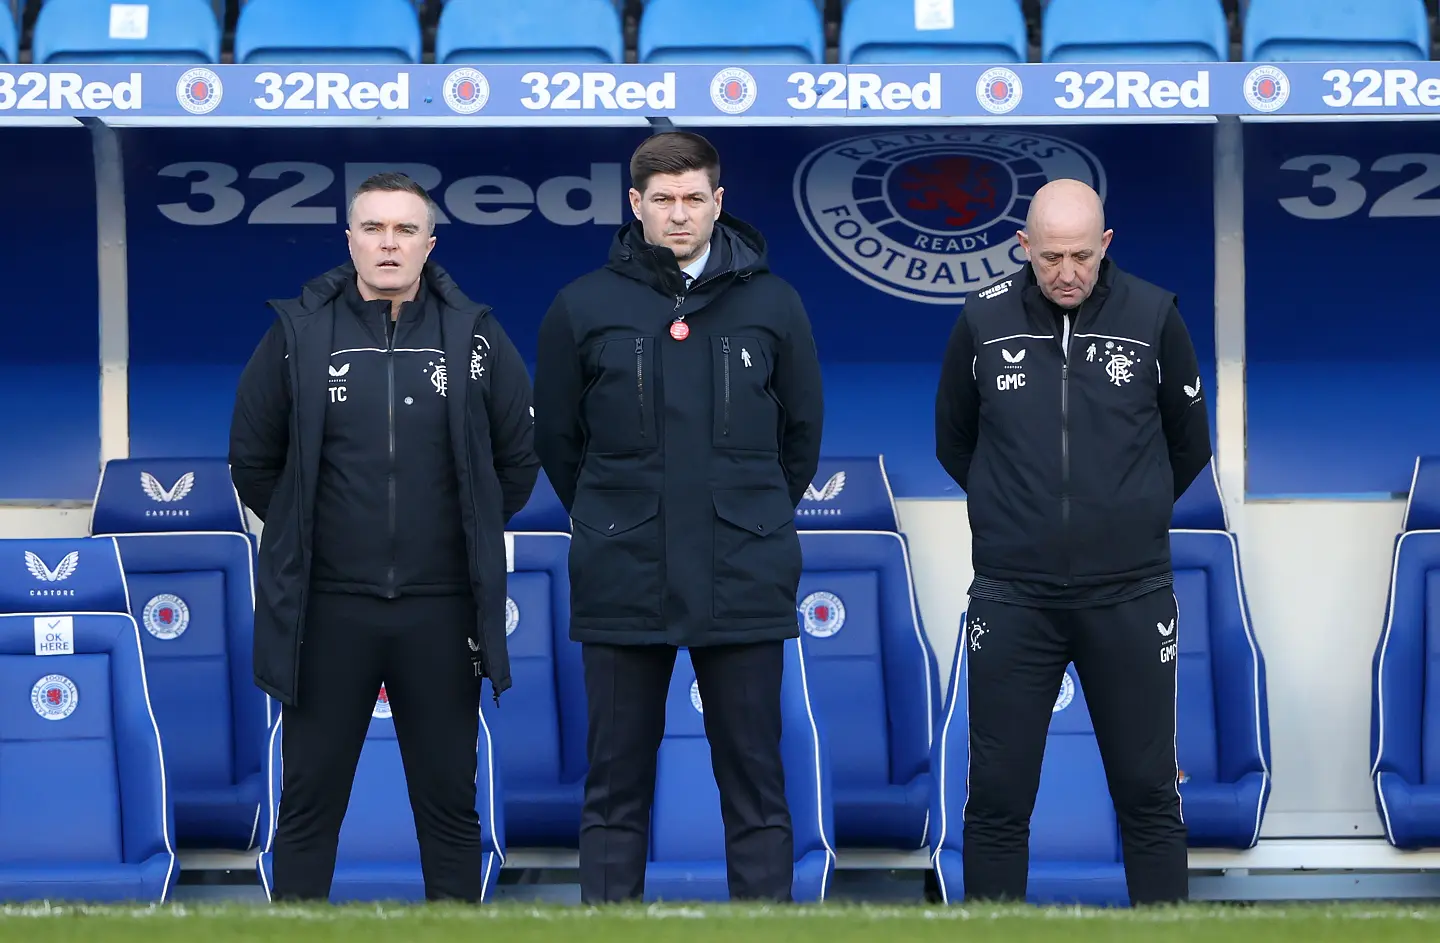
left=491, top=471, right=587, bottom=848
left=1170, top=460, right=1273, bottom=849
left=0, top=3, right=14, bottom=64
left=840, top=0, right=1027, bottom=64
left=257, top=687, right=506, bottom=902
left=435, top=0, right=623, bottom=64
left=1242, top=0, right=1431, bottom=61
left=31, top=0, right=221, bottom=64
left=646, top=639, right=836, bottom=901
left=1042, top=0, right=1230, bottom=62
left=89, top=457, right=268, bottom=852
left=930, top=648, right=1130, bottom=906
left=233, top=0, right=422, bottom=64
left=1371, top=456, right=1440, bottom=849
left=793, top=456, right=941, bottom=850
left=0, top=537, right=176, bottom=902
left=638, top=0, right=824, bottom=65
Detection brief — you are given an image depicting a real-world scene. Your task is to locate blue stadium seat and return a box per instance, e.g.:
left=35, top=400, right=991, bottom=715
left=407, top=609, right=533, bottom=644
left=436, top=0, right=623, bottom=64
left=234, top=0, right=421, bottom=64
left=0, top=537, right=176, bottom=902
left=1043, top=0, right=1228, bottom=62
left=794, top=456, right=941, bottom=850
left=646, top=639, right=835, bottom=901
left=257, top=688, right=505, bottom=901
left=1371, top=455, right=1440, bottom=848
left=0, top=4, right=15, bottom=64
left=930, top=634, right=1129, bottom=906
left=32, top=0, right=220, bottom=64
left=841, top=0, right=1026, bottom=64
left=89, top=457, right=268, bottom=852
left=492, top=470, right=587, bottom=848
left=1170, top=460, right=1273, bottom=848
left=1243, top=0, right=1429, bottom=61
left=639, top=0, right=823, bottom=64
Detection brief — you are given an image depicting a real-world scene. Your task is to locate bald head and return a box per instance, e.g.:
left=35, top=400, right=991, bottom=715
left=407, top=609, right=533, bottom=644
left=1018, top=179, right=1113, bottom=309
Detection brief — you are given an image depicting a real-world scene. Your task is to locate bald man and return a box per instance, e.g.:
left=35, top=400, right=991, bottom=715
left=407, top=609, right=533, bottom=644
left=935, top=179, right=1212, bottom=906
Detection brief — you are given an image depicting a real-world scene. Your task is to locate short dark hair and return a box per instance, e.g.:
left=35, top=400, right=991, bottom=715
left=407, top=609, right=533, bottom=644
left=347, top=171, right=436, bottom=233
left=630, top=131, right=720, bottom=195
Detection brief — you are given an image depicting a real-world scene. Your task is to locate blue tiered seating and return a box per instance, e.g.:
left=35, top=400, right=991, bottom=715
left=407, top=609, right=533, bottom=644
left=0, top=537, right=176, bottom=901
left=1371, top=456, right=1440, bottom=848
left=492, top=471, right=587, bottom=849
left=90, top=457, right=268, bottom=852
left=1170, top=460, right=1273, bottom=848
left=793, top=456, right=941, bottom=851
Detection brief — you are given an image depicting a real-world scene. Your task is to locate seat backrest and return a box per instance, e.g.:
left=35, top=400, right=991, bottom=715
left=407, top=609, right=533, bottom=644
left=0, top=3, right=15, bottom=64
left=1032, top=663, right=1120, bottom=862
left=0, top=536, right=174, bottom=880
left=1170, top=460, right=1270, bottom=800
left=931, top=624, right=1118, bottom=867
left=639, top=0, right=823, bottom=64
left=234, top=0, right=421, bottom=63
left=1042, top=0, right=1228, bottom=63
left=650, top=640, right=835, bottom=880
left=794, top=456, right=938, bottom=845
left=436, top=0, right=623, bottom=64
left=488, top=471, right=584, bottom=845
left=1243, top=0, right=1429, bottom=61
left=90, top=457, right=266, bottom=843
left=1373, top=456, right=1440, bottom=787
left=840, top=0, right=1026, bottom=64
left=493, top=529, right=584, bottom=842
left=32, top=0, right=220, bottom=64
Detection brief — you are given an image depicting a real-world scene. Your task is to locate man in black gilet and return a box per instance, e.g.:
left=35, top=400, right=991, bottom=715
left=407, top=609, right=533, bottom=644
left=229, top=172, right=539, bottom=901
left=935, top=178, right=1213, bottom=906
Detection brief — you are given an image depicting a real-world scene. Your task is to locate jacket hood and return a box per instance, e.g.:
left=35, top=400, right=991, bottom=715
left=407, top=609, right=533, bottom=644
left=606, top=211, right=770, bottom=296
left=286, top=260, right=491, bottom=317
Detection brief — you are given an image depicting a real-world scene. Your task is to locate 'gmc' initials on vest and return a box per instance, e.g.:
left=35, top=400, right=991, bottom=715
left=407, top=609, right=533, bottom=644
left=997, top=373, right=1026, bottom=391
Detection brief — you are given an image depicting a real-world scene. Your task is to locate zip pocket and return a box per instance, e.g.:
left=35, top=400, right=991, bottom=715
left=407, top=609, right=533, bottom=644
left=635, top=338, right=646, bottom=438
left=722, top=336, right=731, bottom=437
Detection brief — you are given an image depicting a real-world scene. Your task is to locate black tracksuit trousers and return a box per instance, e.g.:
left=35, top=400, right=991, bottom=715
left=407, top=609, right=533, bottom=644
left=961, top=587, right=1188, bottom=906
left=578, top=640, right=793, bottom=904
left=270, top=592, right=486, bottom=902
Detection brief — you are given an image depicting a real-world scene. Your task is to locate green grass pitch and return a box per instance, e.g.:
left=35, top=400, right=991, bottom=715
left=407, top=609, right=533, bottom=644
left=6, top=902, right=1440, bottom=942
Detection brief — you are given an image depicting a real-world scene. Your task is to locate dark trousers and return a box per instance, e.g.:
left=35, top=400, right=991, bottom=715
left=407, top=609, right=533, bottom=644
left=578, top=641, right=793, bottom=904
left=962, top=588, right=1188, bottom=906
left=270, top=592, right=485, bottom=902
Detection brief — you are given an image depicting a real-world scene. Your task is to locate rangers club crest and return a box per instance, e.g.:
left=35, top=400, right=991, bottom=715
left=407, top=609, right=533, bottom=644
left=142, top=593, right=190, bottom=640
left=794, top=130, right=1105, bottom=305
left=799, top=591, right=846, bottom=638
left=32, top=674, right=79, bottom=720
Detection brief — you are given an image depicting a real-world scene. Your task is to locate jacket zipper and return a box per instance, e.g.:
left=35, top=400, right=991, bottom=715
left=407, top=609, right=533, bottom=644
left=635, top=338, right=646, bottom=438
left=722, top=336, right=731, bottom=436
left=385, top=316, right=397, bottom=595
left=1060, top=312, right=1072, bottom=584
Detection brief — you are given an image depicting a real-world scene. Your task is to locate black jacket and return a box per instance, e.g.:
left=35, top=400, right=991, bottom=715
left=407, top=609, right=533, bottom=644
left=229, top=262, right=539, bottom=706
left=935, top=259, right=1212, bottom=589
left=533, top=214, right=824, bottom=647
left=307, top=276, right=470, bottom=596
